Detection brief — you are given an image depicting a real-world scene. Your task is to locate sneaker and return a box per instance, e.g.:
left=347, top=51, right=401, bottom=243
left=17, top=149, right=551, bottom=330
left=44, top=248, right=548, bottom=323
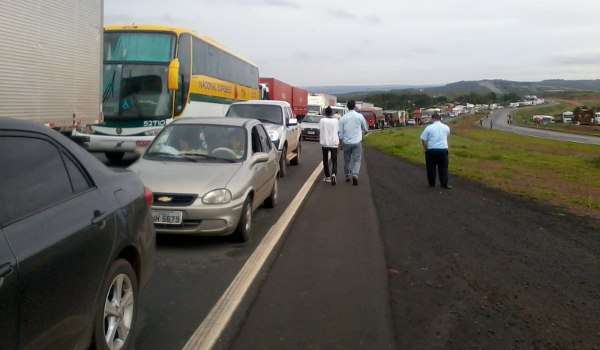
left=352, top=176, right=358, bottom=186
left=323, top=177, right=331, bottom=183
left=442, top=185, right=453, bottom=190
left=331, top=174, right=337, bottom=186
left=345, top=176, right=351, bottom=183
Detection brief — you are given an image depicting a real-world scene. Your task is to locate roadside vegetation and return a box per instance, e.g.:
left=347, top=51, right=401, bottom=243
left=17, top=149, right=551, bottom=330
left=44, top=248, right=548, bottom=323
left=514, top=96, right=600, bottom=137
left=366, top=115, right=600, bottom=218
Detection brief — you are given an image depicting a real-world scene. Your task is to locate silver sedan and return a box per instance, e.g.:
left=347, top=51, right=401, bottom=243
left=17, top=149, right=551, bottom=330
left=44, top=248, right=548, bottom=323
left=129, top=117, right=279, bottom=242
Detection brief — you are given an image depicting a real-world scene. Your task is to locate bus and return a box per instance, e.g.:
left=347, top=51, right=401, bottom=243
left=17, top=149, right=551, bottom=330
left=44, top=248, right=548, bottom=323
left=73, top=25, right=260, bottom=162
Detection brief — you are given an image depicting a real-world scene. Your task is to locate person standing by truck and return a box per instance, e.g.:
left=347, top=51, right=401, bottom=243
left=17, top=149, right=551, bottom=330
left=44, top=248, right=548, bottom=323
left=420, top=113, right=452, bottom=189
left=320, top=107, right=339, bottom=185
left=339, top=100, right=368, bottom=186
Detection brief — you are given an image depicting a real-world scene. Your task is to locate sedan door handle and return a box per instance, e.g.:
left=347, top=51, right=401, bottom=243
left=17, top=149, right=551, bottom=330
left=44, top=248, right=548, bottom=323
left=0, top=262, right=13, bottom=278
left=92, top=210, right=108, bottom=228
left=0, top=262, right=14, bottom=288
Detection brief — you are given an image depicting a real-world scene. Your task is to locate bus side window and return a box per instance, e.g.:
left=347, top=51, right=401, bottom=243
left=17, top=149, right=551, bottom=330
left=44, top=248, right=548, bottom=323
left=175, top=34, right=191, bottom=115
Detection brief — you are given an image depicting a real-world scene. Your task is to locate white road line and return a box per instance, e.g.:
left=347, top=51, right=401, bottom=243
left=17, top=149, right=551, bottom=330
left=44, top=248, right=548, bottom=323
left=183, top=162, right=324, bottom=350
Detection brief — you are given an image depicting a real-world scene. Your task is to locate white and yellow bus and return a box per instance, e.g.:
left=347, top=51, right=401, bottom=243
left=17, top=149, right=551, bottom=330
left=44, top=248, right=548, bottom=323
left=73, top=25, right=260, bottom=162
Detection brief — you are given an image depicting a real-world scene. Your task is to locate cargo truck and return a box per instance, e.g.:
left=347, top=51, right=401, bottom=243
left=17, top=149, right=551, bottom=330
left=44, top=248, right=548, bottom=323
left=260, top=77, right=308, bottom=119
left=307, top=93, right=337, bottom=115
left=0, top=0, right=103, bottom=132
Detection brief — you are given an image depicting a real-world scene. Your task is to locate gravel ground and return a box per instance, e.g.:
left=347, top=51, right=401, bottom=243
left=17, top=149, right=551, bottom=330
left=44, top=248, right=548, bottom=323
left=366, top=148, right=600, bottom=350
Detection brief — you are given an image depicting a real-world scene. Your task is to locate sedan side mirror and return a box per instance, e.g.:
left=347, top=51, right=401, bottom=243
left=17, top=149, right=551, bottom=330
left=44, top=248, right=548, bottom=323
left=253, top=153, right=269, bottom=165
left=288, top=118, right=298, bottom=126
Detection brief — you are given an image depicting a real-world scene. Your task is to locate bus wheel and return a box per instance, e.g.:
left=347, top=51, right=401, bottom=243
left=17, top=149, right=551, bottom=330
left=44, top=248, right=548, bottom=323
left=105, top=152, right=125, bottom=164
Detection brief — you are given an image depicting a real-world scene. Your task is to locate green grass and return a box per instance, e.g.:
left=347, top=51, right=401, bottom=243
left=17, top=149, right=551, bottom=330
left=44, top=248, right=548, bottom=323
left=514, top=103, right=600, bottom=137
left=366, top=117, right=600, bottom=217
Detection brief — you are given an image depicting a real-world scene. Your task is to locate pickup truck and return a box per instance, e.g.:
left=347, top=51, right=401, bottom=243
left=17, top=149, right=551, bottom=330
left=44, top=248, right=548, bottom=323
left=226, top=100, right=301, bottom=177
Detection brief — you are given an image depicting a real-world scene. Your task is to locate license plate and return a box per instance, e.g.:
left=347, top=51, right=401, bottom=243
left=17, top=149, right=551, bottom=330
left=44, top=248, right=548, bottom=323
left=307, top=131, right=315, bottom=135
left=152, top=210, right=183, bottom=225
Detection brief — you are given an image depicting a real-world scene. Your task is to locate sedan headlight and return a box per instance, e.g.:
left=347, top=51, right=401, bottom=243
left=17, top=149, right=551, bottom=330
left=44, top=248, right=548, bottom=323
left=202, top=189, right=232, bottom=205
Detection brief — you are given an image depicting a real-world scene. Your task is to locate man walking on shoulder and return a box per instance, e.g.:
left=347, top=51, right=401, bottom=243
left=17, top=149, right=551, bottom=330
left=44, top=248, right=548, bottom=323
left=420, top=113, right=452, bottom=189
left=320, top=107, right=339, bottom=186
left=339, top=100, right=368, bottom=186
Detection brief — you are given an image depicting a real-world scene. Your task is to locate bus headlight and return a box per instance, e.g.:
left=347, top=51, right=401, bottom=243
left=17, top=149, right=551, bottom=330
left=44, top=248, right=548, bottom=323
left=202, top=189, right=232, bottom=205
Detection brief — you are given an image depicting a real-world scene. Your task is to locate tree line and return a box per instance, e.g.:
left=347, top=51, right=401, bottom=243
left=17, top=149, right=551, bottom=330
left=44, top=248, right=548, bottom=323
left=340, top=91, right=522, bottom=110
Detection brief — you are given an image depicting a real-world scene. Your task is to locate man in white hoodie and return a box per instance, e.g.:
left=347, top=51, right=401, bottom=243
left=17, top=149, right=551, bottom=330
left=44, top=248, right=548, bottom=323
left=320, top=106, right=340, bottom=186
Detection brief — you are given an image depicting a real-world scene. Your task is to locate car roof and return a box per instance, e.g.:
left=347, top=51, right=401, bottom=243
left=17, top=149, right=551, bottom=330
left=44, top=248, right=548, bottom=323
left=231, top=100, right=290, bottom=107
left=0, top=117, right=58, bottom=134
left=172, top=117, right=256, bottom=127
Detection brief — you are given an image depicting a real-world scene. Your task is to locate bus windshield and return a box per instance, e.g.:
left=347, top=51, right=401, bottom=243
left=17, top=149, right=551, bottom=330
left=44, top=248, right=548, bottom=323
left=103, top=32, right=176, bottom=120
left=104, top=32, right=175, bottom=63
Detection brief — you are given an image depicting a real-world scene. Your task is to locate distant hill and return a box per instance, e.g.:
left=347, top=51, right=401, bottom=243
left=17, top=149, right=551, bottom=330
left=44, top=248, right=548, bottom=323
left=304, top=84, right=436, bottom=95
left=318, top=79, right=600, bottom=98
left=421, top=79, right=600, bottom=97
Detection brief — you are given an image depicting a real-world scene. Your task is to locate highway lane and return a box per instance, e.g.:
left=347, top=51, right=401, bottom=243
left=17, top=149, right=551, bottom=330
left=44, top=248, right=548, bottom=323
left=93, top=142, right=323, bottom=349
left=487, top=108, right=600, bottom=145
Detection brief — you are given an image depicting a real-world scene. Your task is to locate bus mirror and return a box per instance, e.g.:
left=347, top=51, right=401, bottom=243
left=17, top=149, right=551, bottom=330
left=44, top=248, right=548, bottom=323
left=168, top=59, right=180, bottom=91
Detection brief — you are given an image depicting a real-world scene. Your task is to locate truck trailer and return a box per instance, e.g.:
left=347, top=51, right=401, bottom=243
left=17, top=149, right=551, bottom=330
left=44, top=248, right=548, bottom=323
left=260, top=77, right=307, bottom=119
left=307, top=93, right=337, bottom=115
left=0, top=0, right=103, bottom=132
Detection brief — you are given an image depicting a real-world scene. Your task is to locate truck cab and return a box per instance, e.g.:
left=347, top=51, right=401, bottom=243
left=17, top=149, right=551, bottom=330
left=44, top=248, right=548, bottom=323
left=226, top=100, right=301, bottom=177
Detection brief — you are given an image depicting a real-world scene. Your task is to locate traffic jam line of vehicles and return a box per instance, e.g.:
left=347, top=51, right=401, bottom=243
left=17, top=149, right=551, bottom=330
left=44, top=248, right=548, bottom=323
left=0, top=1, right=320, bottom=348
left=0, top=1, right=417, bottom=347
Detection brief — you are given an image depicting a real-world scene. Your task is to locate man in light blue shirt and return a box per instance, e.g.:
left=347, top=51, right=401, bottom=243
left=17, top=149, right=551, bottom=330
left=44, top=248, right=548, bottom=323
left=420, top=113, right=451, bottom=189
left=339, top=100, right=369, bottom=186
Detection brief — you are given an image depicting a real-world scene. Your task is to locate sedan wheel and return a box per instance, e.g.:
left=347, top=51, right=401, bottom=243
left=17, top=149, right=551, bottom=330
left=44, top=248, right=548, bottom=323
left=94, top=260, right=138, bottom=350
left=264, top=178, right=278, bottom=208
left=235, top=197, right=253, bottom=242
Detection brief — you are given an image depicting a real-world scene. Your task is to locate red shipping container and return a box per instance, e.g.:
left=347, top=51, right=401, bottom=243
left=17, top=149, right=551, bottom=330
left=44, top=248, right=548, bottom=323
left=259, top=78, right=292, bottom=105
left=291, top=87, right=308, bottom=117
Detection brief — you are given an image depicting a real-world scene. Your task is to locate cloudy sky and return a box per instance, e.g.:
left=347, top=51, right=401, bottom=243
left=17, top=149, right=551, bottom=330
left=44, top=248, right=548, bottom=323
left=105, top=0, right=600, bottom=87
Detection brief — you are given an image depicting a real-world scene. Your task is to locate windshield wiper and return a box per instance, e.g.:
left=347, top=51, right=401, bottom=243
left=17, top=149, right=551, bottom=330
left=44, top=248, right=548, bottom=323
left=146, top=152, right=198, bottom=162
left=181, top=152, right=237, bottom=163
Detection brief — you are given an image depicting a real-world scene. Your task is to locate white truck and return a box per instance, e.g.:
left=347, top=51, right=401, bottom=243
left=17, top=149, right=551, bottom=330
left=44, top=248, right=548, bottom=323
left=307, top=93, right=337, bottom=115
left=0, top=0, right=103, bottom=132
left=562, top=111, right=574, bottom=123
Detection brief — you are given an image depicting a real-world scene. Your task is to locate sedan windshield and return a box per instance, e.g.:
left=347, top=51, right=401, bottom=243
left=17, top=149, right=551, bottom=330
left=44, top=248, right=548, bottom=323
left=146, top=124, right=246, bottom=162
left=226, top=105, right=283, bottom=125
left=303, top=115, right=322, bottom=123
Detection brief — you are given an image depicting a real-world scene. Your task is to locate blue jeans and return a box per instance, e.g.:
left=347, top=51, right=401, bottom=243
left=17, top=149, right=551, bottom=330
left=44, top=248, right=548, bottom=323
left=343, top=142, right=362, bottom=177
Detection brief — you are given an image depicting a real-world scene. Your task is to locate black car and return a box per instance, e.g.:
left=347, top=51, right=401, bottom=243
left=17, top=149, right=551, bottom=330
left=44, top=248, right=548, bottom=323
left=0, top=118, right=155, bottom=350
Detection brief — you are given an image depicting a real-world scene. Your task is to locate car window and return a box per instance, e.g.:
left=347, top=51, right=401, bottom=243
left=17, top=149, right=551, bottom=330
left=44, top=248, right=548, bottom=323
left=251, top=127, right=263, bottom=154
left=146, top=124, right=246, bottom=161
left=284, top=108, right=291, bottom=125
left=257, top=125, right=271, bottom=151
left=0, top=136, right=74, bottom=226
left=226, top=104, right=284, bottom=125
left=62, top=151, right=92, bottom=194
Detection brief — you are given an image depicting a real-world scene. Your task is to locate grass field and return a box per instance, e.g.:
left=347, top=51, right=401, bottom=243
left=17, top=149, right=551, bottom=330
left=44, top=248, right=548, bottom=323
left=366, top=116, right=600, bottom=218
left=514, top=99, right=600, bottom=137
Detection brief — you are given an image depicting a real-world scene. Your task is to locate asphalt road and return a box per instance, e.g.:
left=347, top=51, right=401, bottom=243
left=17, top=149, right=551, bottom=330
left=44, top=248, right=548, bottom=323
left=487, top=108, right=600, bottom=145
left=93, top=142, right=323, bottom=349
left=367, top=148, right=600, bottom=349
left=231, top=149, right=396, bottom=350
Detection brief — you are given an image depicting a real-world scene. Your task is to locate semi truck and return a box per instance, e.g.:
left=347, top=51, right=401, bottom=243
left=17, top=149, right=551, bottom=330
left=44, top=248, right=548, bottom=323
left=307, top=93, right=337, bottom=115
left=0, top=0, right=103, bottom=132
left=259, top=77, right=308, bottom=119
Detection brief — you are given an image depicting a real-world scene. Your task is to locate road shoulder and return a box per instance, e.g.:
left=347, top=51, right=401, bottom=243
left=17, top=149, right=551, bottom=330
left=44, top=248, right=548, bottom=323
left=230, top=150, right=396, bottom=349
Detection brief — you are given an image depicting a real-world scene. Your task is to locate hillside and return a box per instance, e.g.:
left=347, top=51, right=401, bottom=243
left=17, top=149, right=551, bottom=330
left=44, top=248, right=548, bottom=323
left=311, top=79, right=600, bottom=98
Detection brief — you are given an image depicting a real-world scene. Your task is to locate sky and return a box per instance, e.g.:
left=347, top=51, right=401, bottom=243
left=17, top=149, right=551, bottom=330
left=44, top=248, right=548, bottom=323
left=104, top=0, right=600, bottom=87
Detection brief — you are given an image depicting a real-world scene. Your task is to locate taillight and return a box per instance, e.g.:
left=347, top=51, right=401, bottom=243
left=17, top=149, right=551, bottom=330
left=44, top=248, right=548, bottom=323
left=144, top=187, right=153, bottom=207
